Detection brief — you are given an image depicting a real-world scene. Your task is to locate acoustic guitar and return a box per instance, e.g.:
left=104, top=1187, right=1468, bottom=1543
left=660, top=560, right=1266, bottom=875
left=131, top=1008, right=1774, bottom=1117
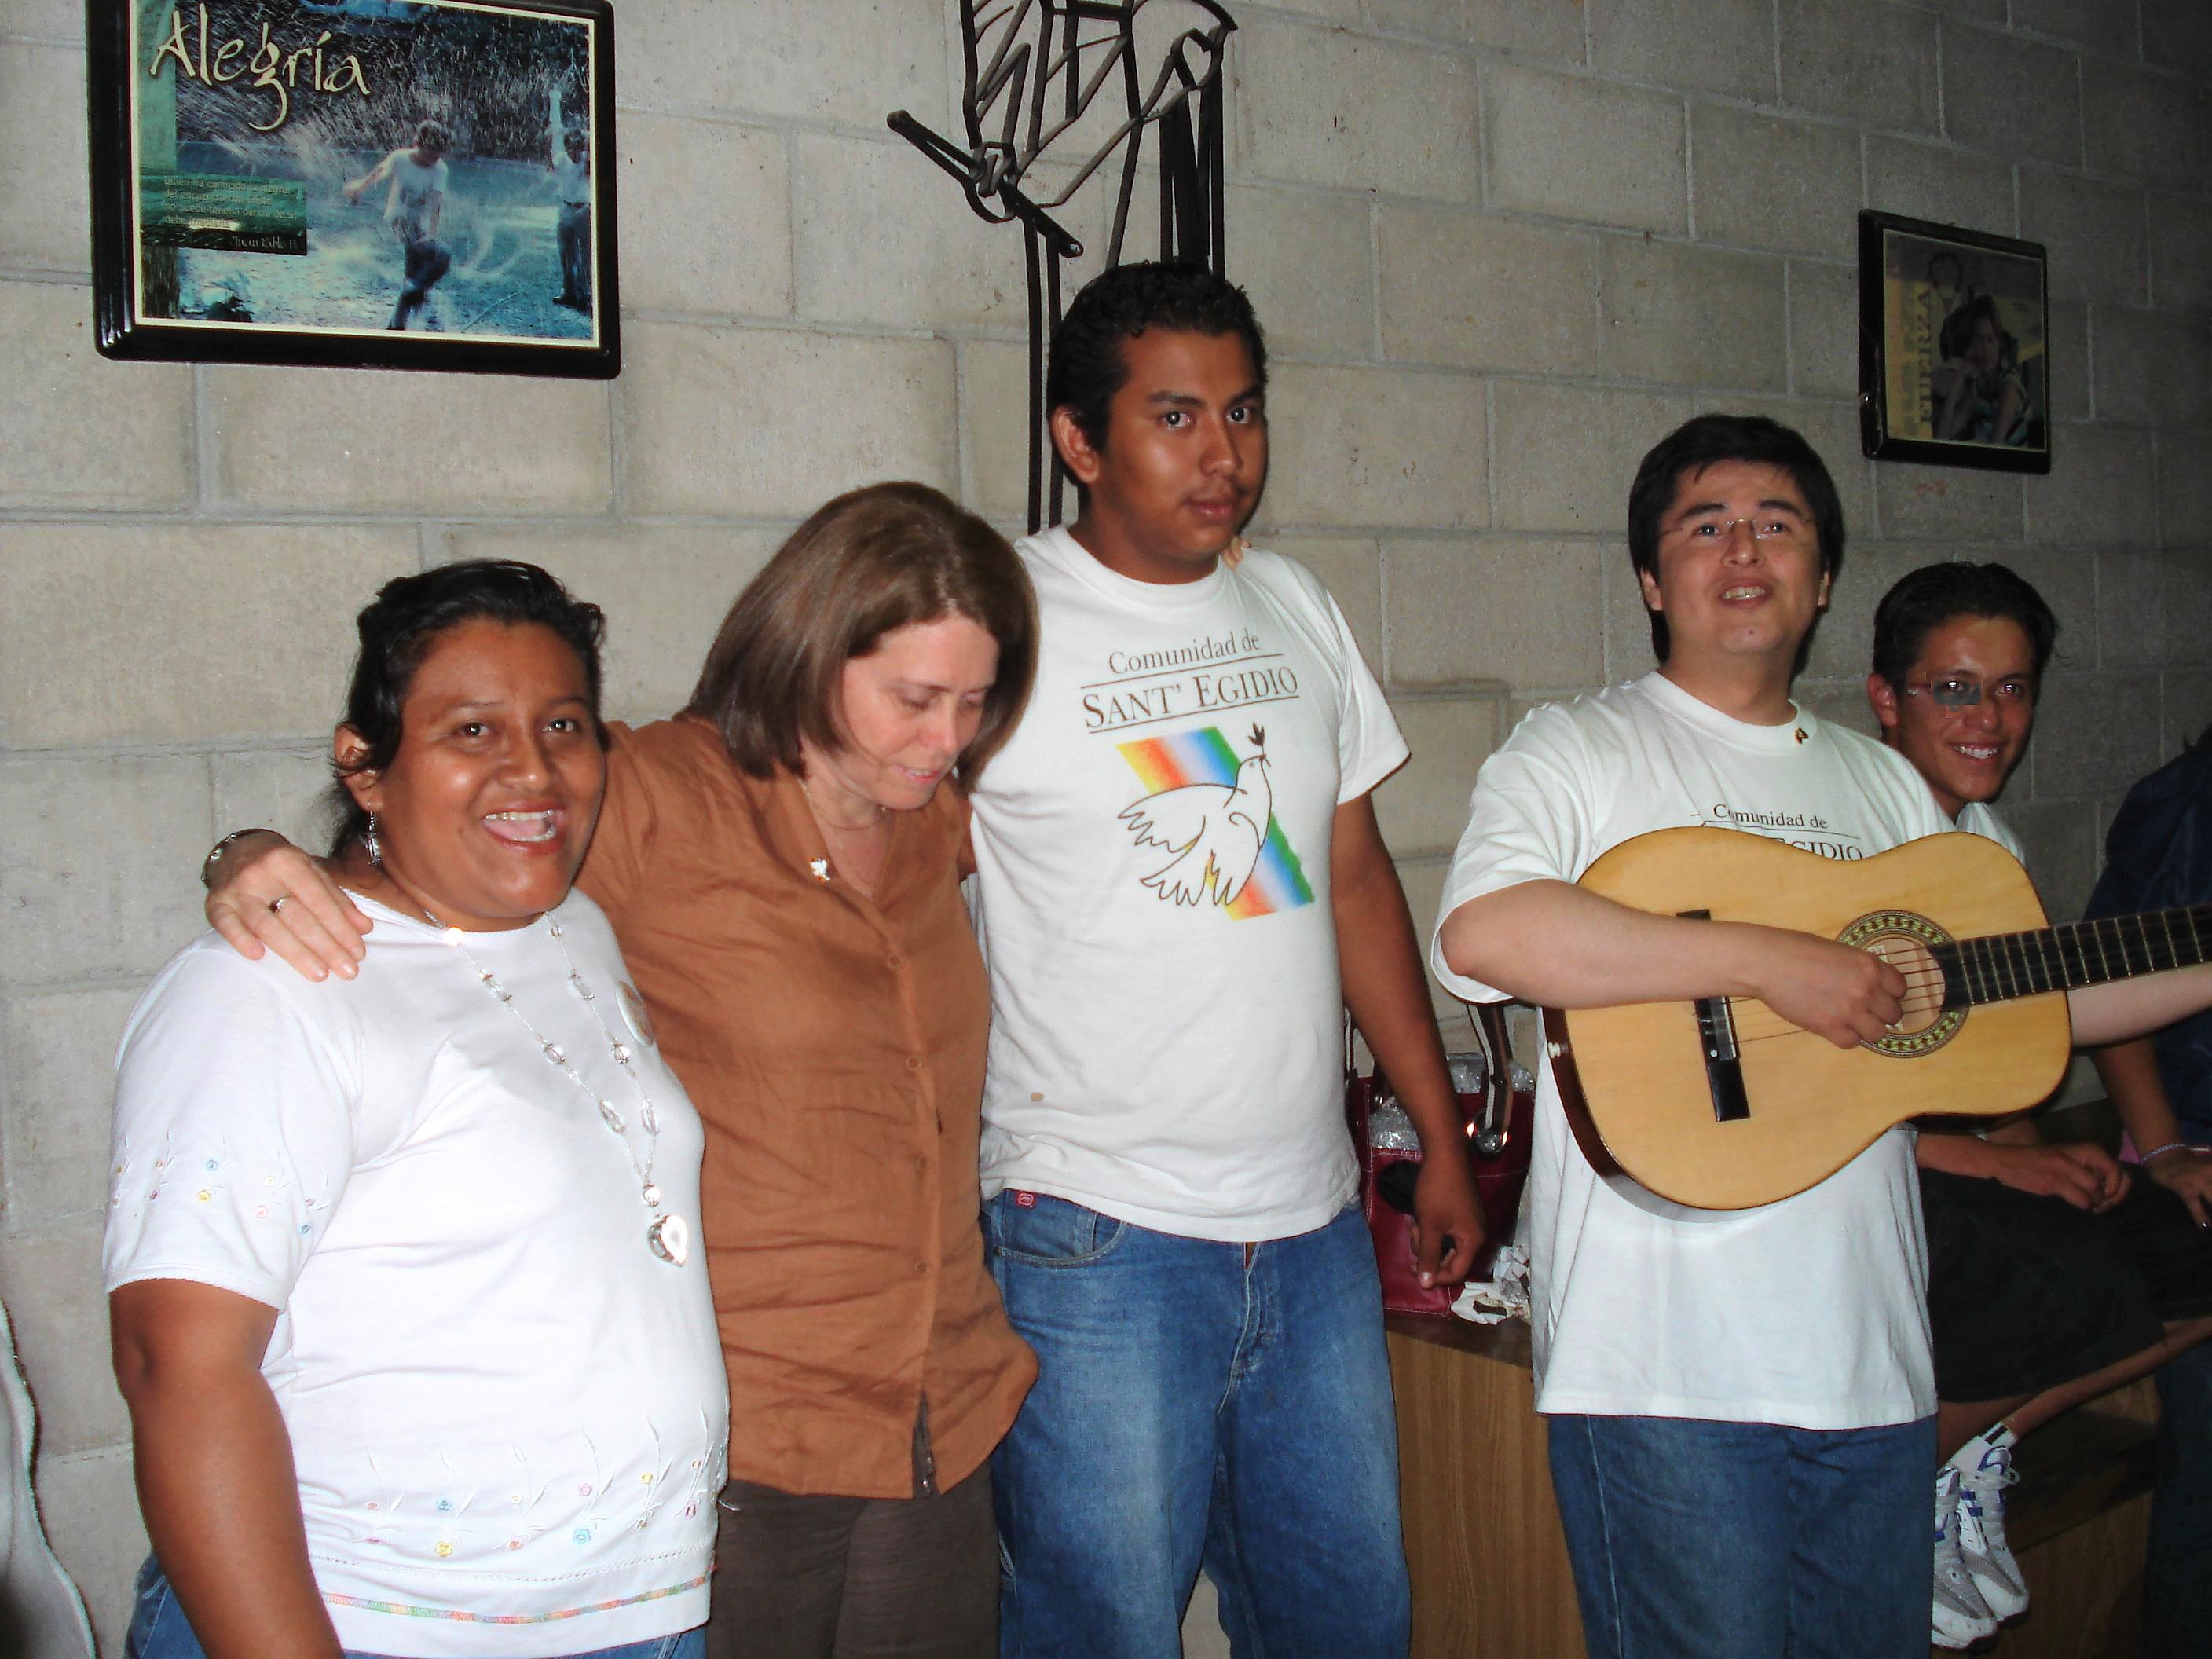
left=1543, top=826, right=2211, bottom=1211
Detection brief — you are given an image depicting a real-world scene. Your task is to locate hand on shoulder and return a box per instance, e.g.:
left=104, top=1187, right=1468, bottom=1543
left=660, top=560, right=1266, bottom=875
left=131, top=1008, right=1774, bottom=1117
left=203, top=832, right=371, bottom=983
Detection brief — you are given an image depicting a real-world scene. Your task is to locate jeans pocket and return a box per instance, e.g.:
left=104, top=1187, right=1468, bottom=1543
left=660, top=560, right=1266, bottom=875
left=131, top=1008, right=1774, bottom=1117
left=124, top=1559, right=185, bottom=1659
left=987, top=1192, right=1126, bottom=1267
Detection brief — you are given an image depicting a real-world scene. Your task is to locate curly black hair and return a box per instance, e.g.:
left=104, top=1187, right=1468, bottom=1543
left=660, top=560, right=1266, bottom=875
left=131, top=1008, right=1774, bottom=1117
left=1046, top=261, right=1267, bottom=455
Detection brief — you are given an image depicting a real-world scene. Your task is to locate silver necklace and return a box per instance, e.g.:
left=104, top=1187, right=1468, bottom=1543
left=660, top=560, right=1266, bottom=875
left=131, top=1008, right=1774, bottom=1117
left=430, top=907, right=690, bottom=1268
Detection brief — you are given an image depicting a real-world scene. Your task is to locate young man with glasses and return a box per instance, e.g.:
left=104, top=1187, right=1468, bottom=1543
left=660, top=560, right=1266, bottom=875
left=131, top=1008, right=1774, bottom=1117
left=1866, top=562, right=2212, bottom=1650
left=1430, top=416, right=2212, bottom=1658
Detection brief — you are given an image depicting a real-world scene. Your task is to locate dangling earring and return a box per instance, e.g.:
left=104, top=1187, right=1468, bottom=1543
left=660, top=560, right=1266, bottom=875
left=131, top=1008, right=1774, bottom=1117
left=364, top=811, right=383, bottom=867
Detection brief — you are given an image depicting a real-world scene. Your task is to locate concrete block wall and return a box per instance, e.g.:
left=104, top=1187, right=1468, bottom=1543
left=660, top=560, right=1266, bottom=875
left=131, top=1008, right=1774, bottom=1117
left=2, top=1, right=2207, bottom=1650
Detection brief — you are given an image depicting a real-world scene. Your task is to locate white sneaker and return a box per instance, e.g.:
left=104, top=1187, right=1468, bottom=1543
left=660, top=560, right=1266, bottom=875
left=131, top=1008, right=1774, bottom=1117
left=1956, top=1440, right=2027, bottom=1621
left=1933, top=1467, right=2001, bottom=1650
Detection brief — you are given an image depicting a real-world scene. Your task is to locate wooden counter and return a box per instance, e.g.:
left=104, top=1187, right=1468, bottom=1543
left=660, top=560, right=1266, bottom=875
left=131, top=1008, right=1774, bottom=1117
left=1386, top=1313, right=2161, bottom=1659
left=1386, top=1313, right=1586, bottom=1658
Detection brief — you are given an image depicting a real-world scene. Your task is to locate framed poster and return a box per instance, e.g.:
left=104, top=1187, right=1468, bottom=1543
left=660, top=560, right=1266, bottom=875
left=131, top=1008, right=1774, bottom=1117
left=1859, top=211, right=2049, bottom=473
left=88, top=0, right=617, bottom=377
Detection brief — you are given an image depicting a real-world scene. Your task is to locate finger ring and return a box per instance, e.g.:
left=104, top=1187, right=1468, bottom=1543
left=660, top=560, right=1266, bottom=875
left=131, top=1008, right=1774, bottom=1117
left=269, top=894, right=290, bottom=914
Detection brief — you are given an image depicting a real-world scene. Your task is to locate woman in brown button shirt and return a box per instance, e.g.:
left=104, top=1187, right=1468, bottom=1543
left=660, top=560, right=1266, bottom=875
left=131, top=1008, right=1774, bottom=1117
left=203, top=483, right=1041, bottom=1659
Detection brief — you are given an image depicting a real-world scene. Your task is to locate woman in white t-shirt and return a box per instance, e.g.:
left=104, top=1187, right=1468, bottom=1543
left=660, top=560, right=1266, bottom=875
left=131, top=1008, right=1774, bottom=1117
left=105, top=562, right=727, bottom=1659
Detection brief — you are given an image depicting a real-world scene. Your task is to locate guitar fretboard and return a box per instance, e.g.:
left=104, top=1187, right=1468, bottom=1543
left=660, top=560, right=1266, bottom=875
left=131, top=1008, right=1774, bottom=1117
left=1934, top=904, right=2212, bottom=1008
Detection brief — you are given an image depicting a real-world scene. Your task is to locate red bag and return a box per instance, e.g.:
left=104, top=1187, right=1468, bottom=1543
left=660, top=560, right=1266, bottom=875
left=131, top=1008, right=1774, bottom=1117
left=1346, top=1003, right=1535, bottom=1317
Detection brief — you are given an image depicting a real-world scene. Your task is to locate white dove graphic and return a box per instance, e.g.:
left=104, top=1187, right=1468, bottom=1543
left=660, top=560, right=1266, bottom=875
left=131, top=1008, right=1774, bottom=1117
left=1118, top=726, right=1274, bottom=907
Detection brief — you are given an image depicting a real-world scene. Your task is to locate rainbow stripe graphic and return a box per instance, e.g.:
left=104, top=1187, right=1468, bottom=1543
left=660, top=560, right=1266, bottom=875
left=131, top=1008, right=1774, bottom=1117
left=1117, top=727, right=1315, bottom=920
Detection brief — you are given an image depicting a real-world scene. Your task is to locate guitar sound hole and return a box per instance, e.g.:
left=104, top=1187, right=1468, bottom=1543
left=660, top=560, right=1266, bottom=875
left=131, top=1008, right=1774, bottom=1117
left=1837, top=908, right=1967, bottom=1057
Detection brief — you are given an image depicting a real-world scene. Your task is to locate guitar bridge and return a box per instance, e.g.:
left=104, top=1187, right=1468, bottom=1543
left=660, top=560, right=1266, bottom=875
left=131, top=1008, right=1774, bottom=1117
left=1682, top=910, right=1752, bottom=1123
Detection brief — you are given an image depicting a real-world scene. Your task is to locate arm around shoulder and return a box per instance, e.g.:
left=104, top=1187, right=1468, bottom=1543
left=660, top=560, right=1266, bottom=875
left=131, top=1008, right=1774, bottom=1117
left=569, top=721, right=657, bottom=921
left=203, top=830, right=369, bottom=982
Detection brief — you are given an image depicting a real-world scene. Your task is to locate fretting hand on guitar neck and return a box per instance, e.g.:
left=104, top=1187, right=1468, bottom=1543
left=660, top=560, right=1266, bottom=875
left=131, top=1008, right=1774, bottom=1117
left=1474, top=826, right=2212, bottom=1210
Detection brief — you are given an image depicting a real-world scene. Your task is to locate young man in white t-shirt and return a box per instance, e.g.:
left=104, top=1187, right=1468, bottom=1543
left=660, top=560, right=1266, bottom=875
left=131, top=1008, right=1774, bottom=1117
left=972, top=262, right=1481, bottom=1657
left=1430, top=416, right=2212, bottom=1658
left=1866, top=561, right=2212, bottom=1648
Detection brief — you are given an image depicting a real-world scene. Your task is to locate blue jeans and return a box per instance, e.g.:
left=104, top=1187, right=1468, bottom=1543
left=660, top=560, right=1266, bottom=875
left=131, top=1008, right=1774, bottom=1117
left=984, top=1192, right=1409, bottom=1659
left=1547, top=1413, right=1936, bottom=1659
left=2147, top=1342, right=2212, bottom=1658
left=125, top=1558, right=705, bottom=1659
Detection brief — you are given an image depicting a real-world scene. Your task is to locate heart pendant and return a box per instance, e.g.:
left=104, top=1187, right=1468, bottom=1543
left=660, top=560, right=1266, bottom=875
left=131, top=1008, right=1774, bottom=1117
left=648, top=1212, right=690, bottom=1267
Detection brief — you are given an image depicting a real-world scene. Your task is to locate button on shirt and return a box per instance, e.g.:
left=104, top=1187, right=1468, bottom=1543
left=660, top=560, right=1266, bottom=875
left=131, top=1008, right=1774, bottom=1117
left=580, top=718, right=1035, bottom=1499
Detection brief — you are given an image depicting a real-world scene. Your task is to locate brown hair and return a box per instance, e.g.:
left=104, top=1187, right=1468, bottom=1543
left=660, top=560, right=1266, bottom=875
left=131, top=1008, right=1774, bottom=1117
left=684, top=481, right=1037, bottom=784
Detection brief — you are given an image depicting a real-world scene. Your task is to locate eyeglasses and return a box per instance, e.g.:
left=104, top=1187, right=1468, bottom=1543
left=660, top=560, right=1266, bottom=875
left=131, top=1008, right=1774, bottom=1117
left=1903, top=676, right=2034, bottom=709
left=1664, top=515, right=1813, bottom=549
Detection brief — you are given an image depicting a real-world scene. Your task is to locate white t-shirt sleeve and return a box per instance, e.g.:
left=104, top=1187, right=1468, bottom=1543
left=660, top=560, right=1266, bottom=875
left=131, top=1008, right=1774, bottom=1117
left=1429, top=702, right=1595, bottom=1003
left=1315, top=582, right=1407, bottom=804
left=104, top=946, right=359, bottom=1310
left=1956, top=800, right=2026, bottom=860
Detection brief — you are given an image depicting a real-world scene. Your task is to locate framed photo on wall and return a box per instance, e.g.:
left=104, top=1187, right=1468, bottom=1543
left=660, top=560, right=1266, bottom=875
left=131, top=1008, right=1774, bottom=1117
left=88, top=0, right=617, bottom=378
left=1859, top=211, right=2049, bottom=474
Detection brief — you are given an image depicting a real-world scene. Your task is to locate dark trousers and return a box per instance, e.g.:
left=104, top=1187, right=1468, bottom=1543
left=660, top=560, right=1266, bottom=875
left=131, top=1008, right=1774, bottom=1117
left=2147, top=1341, right=2212, bottom=1658
left=390, top=236, right=452, bottom=329
left=702, top=1463, right=995, bottom=1659
left=558, top=202, right=592, bottom=306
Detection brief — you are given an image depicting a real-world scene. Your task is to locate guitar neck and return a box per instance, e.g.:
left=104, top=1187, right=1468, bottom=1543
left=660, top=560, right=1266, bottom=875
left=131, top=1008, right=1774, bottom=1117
left=1937, top=906, right=2212, bottom=1008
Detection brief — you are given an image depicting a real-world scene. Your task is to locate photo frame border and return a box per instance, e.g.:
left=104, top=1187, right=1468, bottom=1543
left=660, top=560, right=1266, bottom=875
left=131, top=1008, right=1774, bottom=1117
left=1858, top=209, right=2051, bottom=474
left=87, top=0, right=620, bottom=379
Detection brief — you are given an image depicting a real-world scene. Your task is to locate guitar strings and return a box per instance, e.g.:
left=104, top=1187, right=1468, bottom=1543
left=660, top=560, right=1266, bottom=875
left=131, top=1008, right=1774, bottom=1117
left=1728, top=976, right=1950, bottom=1030
left=1632, top=918, right=2192, bottom=1049
left=1719, top=961, right=1987, bottom=1046
left=1723, top=976, right=2035, bottom=1046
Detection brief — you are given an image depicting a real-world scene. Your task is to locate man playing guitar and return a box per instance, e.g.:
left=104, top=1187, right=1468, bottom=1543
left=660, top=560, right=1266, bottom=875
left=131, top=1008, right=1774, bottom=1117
left=1431, top=416, right=2212, bottom=1659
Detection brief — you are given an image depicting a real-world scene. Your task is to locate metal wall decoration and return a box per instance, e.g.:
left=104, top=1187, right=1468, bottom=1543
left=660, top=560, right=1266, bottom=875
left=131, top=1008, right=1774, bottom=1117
left=890, top=0, right=1236, bottom=530
left=1859, top=211, right=2050, bottom=474
left=89, top=0, right=619, bottom=378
